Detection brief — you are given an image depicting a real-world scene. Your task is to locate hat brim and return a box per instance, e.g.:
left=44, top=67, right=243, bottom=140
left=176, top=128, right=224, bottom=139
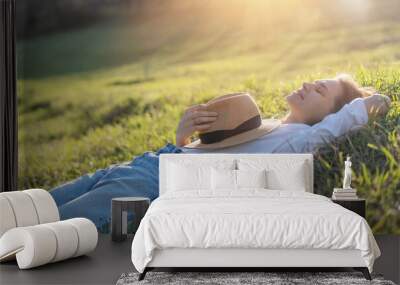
left=183, top=119, right=281, bottom=150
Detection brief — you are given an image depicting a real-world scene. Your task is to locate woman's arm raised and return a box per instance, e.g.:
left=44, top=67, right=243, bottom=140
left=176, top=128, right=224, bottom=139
left=286, top=94, right=391, bottom=153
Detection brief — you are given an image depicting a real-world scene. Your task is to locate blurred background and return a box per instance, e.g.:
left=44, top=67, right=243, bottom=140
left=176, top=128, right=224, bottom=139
left=17, top=0, right=399, bottom=233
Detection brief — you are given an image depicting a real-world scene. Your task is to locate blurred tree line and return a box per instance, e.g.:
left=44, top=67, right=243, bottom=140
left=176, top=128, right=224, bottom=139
left=16, top=0, right=400, bottom=40
left=17, top=0, right=132, bottom=39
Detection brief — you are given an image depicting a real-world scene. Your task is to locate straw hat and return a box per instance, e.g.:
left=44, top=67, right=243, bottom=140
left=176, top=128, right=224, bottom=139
left=184, top=92, right=281, bottom=149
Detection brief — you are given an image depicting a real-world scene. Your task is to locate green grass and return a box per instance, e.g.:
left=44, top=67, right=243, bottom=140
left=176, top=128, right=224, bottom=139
left=17, top=3, right=400, bottom=234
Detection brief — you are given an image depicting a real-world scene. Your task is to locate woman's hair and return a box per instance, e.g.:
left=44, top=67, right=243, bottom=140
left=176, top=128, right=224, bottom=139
left=334, top=73, right=375, bottom=112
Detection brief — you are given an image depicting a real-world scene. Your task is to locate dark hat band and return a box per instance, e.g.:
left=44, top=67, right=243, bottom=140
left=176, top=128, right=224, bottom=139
left=199, top=115, right=262, bottom=144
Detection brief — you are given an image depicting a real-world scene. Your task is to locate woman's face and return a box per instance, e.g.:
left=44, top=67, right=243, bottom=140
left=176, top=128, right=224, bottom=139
left=286, top=79, right=343, bottom=125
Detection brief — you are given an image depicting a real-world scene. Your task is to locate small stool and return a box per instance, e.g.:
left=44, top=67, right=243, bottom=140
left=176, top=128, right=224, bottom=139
left=111, top=197, right=150, bottom=242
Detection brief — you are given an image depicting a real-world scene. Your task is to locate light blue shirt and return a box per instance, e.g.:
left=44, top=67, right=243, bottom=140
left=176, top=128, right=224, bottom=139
left=181, top=98, right=369, bottom=154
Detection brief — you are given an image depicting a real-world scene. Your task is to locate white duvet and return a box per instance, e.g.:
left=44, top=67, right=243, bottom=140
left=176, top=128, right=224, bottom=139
left=131, top=191, right=380, bottom=273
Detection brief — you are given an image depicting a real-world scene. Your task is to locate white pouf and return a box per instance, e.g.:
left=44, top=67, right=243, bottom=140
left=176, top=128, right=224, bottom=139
left=0, top=218, right=98, bottom=269
left=0, top=189, right=98, bottom=269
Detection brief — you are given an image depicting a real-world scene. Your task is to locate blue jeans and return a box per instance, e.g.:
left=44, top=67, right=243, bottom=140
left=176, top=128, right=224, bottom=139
left=50, top=143, right=182, bottom=232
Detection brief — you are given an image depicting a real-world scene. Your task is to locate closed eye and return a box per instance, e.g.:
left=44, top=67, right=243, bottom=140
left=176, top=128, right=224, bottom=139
left=315, top=82, right=326, bottom=96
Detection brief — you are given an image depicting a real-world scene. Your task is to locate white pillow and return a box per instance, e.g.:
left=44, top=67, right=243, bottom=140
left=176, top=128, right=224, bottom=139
left=211, top=168, right=268, bottom=190
left=266, top=163, right=307, bottom=191
left=236, top=169, right=268, bottom=189
left=237, top=159, right=308, bottom=191
left=166, top=159, right=237, bottom=193
left=211, top=168, right=236, bottom=190
left=167, top=162, right=212, bottom=191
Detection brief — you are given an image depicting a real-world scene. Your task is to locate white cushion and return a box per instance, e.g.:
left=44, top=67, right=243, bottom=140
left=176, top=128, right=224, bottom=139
left=167, top=163, right=212, bottom=191
left=236, top=169, right=268, bottom=189
left=212, top=168, right=236, bottom=190
left=65, top=218, right=98, bottom=257
left=238, top=159, right=309, bottom=191
left=267, top=163, right=307, bottom=191
left=0, top=218, right=97, bottom=269
left=0, top=191, right=39, bottom=227
left=166, top=160, right=236, bottom=193
left=0, top=196, right=17, bottom=237
left=0, top=189, right=60, bottom=238
left=42, top=221, right=79, bottom=262
left=0, top=226, right=57, bottom=268
left=24, top=189, right=60, bottom=224
left=211, top=169, right=268, bottom=192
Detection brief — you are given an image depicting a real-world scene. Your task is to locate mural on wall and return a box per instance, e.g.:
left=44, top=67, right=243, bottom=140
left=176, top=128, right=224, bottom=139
left=17, top=0, right=399, bottom=233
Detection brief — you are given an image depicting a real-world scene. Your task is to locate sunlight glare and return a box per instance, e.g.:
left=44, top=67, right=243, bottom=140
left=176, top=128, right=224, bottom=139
left=337, top=0, right=371, bottom=20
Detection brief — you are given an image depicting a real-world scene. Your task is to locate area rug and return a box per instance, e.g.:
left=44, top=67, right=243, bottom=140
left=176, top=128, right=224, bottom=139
left=116, top=271, right=396, bottom=285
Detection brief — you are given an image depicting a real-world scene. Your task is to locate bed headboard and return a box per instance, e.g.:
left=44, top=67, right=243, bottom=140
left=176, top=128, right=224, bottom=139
left=159, top=154, right=313, bottom=195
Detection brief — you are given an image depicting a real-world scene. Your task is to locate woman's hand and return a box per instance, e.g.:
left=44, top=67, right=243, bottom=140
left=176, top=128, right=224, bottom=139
left=363, top=94, right=391, bottom=118
left=176, top=104, right=218, bottom=147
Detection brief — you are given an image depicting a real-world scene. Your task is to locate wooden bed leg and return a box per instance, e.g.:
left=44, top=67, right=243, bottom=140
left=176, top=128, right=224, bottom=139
left=354, top=267, right=372, bottom=280
left=138, top=268, right=148, bottom=281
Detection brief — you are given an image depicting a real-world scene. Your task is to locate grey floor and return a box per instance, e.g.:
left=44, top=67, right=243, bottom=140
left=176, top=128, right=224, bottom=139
left=0, top=234, right=399, bottom=285
left=0, top=234, right=134, bottom=285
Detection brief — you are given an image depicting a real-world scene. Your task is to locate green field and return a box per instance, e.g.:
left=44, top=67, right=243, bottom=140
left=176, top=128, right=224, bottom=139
left=18, top=1, right=400, bottom=234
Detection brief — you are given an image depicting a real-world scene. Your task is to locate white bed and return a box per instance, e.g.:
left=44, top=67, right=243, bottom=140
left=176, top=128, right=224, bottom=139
left=131, top=154, right=380, bottom=280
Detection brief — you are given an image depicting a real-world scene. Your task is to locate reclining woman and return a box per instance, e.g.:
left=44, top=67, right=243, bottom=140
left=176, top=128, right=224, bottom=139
left=50, top=74, right=391, bottom=230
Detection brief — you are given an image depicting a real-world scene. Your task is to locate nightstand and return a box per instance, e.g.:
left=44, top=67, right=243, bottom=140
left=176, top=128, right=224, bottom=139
left=331, top=198, right=366, bottom=218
